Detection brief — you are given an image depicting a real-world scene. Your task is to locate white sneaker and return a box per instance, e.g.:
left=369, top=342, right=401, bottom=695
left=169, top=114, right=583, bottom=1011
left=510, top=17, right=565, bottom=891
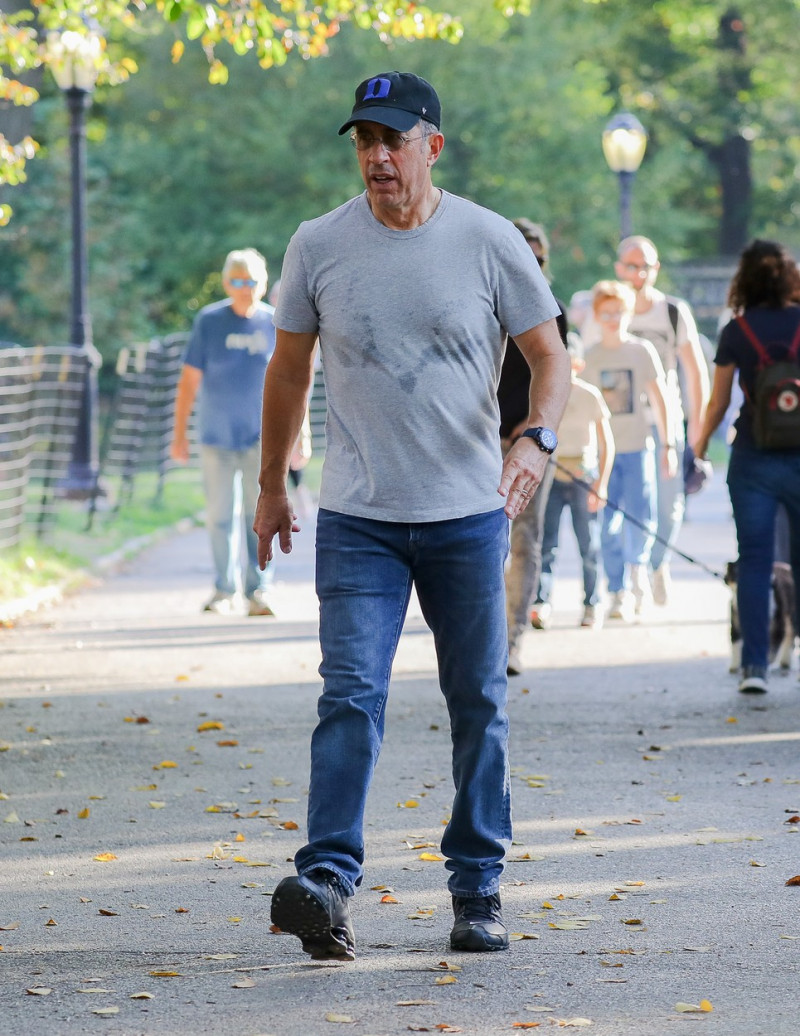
left=651, top=565, right=671, bottom=606
left=247, top=589, right=276, bottom=617
left=607, top=590, right=633, bottom=622
left=580, top=604, right=602, bottom=629
left=629, top=564, right=651, bottom=615
left=203, top=590, right=237, bottom=615
left=738, top=666, right=768, bottom=693
left=507, top=647, right=523, bottom=677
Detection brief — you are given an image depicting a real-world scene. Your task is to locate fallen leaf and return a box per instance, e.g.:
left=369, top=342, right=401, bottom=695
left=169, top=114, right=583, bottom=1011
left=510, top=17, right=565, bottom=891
left=149, top=970, right=182, bottom=977
left=430, top=962, right=461, bottom=972
left=232, top=977, right=256, bottom=988
left=512, top=1025, right=541, bottom=1030
left=77, top=808, right=90, bottom=819
left=0, top=922, right=19, bottom=931
left=400, top=800, right=420, bottom=808
left=553, top=1020, right=593, bottom=1028
left=419, top=852, right=444, bottom=862
left=149, top=801, right=166, bottom=810
left=4, top=811, right=20, bottom=823
left=510, top=932, right=540, bottom=941
left=675, top=1000, right=713, bottom=1013
left=235, top=833, right=245, bottom=842
left=44, top=918, right=57, bottom=926
left=434, top=975, right=458, bottom=985
left=26, top=987, right=52, bottom=996
left=93, top=853, right=117, bottom=862
left=92, top=1007, right=120, bottom=1016
left=197, top=721, right=225, bottom=732
left=622, top=919, right=642, bottom=926
left=324, top=1013, right=354, bottom=1023
left=130, top=992, right=154, bottom=999
left=153, top=761, right=177, bottom=769
left=381, top=894, right=399, bottom=904
left=396, top=999, right=436, bottom=1006
left=76, top=988, right=115, bottom=994
left=98, top=909, right=118, bottom=916
left=174, top=908, right=189, bottom=914
left=785, top=875, right=800, bottom=886
left=217, top=740, right=239, bottom=747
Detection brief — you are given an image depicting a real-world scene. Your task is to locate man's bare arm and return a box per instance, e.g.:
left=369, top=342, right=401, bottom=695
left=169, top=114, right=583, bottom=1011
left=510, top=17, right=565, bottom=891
left=498, top=318, right=571, bottom=519
left=170, top=364, right=202, bottom=463
left=253, top=330, right=317, bottom=564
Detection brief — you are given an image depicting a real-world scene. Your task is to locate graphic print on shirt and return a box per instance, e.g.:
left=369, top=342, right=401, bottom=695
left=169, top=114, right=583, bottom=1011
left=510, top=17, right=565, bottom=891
left=599, top=368, right=634, bottom=416
left=225, top=330, right=272, bottom=355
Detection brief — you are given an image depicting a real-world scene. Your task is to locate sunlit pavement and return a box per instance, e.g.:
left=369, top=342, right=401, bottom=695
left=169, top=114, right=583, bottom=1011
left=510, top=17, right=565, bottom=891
left=1, top=475, right=798, bottom=1036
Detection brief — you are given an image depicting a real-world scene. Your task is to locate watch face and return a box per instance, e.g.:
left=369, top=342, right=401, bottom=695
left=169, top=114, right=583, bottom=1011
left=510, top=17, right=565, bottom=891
left=539, top=428, right=558, bottom=452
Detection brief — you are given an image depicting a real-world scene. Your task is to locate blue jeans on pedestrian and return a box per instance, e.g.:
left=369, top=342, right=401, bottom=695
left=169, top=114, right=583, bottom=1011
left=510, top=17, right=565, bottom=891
left=727, top=447, right=800, bottom=669
left=200, top=443, right=271, bottom=596
left=538, top=474, right=601, bottom=607
left=601, top=449, right=657, bottom=593
left=650, top=425, right=686, bottom=571
left=296, top=507, right=511, bottom=898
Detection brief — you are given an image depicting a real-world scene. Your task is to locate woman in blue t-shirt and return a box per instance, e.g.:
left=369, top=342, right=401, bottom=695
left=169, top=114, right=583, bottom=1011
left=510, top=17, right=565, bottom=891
left=694, top=239, right=800, bottom=693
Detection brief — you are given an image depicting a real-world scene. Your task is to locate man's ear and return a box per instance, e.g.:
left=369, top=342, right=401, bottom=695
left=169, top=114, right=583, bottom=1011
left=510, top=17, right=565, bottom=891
left=427, top=132, right=445, bottom=166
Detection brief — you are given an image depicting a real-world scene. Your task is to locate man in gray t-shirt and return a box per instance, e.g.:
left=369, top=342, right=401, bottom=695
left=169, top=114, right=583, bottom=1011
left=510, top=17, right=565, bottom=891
left=253, top=71, right=570, bottom=961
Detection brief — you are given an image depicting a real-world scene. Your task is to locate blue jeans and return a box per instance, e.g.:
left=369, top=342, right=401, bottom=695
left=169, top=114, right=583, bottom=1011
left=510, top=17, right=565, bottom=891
left=650, top=426, right=685, bottom=571
left=538, top=475, right=601, bottom=607
left=601, top=449, right=656, bottom=593
left=297, top=507, right=511, bottom=898
left=727, top=447, right=800, bottom=668
left=200, top=444, right=271, bottom=596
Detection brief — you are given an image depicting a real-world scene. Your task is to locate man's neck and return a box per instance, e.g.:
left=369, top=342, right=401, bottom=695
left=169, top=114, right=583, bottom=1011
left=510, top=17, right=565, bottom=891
left=231, top=300, right=258, bottom=318
left=633, top=284, right=664, bottom=315
left=368, top=186, right=442, bottom=231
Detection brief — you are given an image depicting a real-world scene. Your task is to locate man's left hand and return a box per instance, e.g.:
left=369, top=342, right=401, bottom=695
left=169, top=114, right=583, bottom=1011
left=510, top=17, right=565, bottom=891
left=498, top=439, right=550, bottom=519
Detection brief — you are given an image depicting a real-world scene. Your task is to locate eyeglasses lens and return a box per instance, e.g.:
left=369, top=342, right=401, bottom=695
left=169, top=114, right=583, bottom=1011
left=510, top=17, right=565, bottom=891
left=230, top=278, right=257, bottom=288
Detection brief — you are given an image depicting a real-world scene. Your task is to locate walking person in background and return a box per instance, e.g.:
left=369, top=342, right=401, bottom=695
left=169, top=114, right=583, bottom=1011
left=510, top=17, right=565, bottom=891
left=614, top=236, right=709, bottom=606
left=253, top=71, right=569, bottom=960
left=533, top=335, right=614, bottom=633
left=498, top=220, right=568, bottom=675
left=171, top=248, right=277, bottom=616
left=582, top=280, right=676, bottom=622
left=694, top=239, right=800, bottom=693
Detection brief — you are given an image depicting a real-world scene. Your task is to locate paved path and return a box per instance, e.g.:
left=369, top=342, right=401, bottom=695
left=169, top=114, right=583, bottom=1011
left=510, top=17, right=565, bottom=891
left=1, top=477, right=799, bottom=1036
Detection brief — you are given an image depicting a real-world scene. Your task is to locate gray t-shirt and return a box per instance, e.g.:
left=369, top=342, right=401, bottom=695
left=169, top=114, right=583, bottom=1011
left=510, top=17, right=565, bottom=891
left=581, top=335, right=663, bottom=453
left=274, top=191, right=559, bottom=522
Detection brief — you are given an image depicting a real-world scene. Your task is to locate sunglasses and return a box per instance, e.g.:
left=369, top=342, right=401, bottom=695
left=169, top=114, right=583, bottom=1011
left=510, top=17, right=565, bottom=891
left=229, top=277, right=258, bottom=288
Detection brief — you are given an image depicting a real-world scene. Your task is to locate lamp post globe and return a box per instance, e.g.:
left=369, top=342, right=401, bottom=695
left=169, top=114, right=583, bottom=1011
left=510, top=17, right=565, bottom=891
left=47, top=29, right=103, bottom=499
left=602, top=112, right=647, bottom=241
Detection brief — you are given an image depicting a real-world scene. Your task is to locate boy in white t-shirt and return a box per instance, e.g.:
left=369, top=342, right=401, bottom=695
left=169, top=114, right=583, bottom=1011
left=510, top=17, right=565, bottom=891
left=581, top=281, right=677, bottom=621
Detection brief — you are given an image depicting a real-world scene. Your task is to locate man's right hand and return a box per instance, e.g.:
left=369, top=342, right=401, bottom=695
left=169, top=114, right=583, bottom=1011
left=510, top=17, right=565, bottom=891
left=253, top=490, right=300, bottom=567
left=170, top=436, right=190, bottom=464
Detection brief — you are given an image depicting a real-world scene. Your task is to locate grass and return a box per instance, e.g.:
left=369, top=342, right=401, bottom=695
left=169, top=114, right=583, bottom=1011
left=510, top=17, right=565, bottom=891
left=0, top=459, right=323, bottom=606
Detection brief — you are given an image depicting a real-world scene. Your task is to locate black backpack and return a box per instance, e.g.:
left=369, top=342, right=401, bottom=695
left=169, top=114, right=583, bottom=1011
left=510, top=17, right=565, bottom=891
left=736, top=314, right=800, bottom=450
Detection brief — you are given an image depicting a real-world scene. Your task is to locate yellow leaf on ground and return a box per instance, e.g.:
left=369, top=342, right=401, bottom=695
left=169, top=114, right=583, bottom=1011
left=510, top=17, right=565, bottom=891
left=217, top=740, right=239, bottom=747
left=93, top=853, right=117, bottom=862
left=235, top=833, right=245, bottom=842
left=197, top=721, right=224, bottom=732
left=3, top=811, right=20, bottom=823
left=510, top=932, right=540, bottom=940
left=381, top=894, right=399, bottom=904
left=512, top=1025, right=541, bottom=1030
left=77, top=808, right=90, bottom=819
left=26, top=987, right=51, bottom=995
left=419, top=852, right=444, bottom=861
left=434, top=974, right=458, bottom=984
left=92, top=1007, right=120, bottom=1016
left=130, top=992, right=154, bottom=999
left=554, top=1020, right=593, bottom=1028
left=149, top=801, right=166, bottom=809
left=400, top=800, right=419, bottom=808
left=675, top=1000, right=713, bottom=1013
left=44, top=918, right=57, bottom=926
left=325, top=1013, right=354, bottom=1023
left=154, top=761, right=177, bottom=769
left=149, top=970, right=182, bottom=977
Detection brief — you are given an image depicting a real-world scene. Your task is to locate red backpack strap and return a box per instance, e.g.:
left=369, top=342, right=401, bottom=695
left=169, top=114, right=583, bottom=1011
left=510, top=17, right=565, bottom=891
left=736, top=315, right=772, bottom=367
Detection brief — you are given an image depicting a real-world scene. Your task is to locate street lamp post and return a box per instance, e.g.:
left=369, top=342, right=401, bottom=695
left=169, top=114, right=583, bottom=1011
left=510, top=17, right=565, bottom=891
left=48, top=29, right=103, bottom=499
left=602, top=113, right=648, bottom=241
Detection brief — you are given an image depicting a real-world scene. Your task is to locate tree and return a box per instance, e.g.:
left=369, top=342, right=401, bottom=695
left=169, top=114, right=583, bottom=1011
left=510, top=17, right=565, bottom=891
left=576, top=0, right=800, bottom=255
left=1, top=0, right=533, bottom=221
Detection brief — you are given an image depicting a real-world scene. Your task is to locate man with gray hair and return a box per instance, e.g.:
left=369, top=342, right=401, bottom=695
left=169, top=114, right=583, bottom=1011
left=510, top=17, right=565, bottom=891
left=171, top=248, right=277, bottom=616
left=614, top=235, right=709, bottom=607
left=254, top=71, right=569, bottom=959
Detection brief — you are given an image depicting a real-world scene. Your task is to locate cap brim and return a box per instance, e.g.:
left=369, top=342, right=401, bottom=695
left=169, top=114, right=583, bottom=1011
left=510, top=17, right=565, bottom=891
left=338, top=105, right=421, bottom=135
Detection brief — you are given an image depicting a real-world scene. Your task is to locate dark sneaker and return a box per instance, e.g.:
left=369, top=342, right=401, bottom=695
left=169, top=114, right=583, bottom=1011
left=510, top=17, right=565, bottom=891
left=270, top=871, right=355, bottom=961
left=738, top=665, right=768, bottom=694
left=450, top=893, right=509, bottom=952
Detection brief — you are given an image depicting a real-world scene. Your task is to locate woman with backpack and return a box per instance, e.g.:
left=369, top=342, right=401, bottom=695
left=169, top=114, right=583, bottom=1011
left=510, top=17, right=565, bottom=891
left=694, top=239, right=800, bottom=693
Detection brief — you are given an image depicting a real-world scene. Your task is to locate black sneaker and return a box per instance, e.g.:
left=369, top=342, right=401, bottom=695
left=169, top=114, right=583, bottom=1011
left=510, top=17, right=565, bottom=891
left=270, top=871, right=355, bottom=961
left=450, top=892, right=509, bottom=952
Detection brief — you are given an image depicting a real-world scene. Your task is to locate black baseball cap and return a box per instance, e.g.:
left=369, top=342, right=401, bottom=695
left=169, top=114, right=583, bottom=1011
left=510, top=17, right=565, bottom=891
left=338, top=71, right=441, bottom=135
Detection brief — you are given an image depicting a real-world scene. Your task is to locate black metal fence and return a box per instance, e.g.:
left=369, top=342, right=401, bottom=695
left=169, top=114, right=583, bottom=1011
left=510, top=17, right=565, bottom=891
left=0, top=343, right=92, bottom=550
left=0, top=336, right=329, bottom=552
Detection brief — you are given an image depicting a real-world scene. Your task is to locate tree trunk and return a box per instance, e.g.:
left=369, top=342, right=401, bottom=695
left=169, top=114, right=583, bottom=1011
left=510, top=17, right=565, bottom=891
left=708, top=133, right=752, bottom=257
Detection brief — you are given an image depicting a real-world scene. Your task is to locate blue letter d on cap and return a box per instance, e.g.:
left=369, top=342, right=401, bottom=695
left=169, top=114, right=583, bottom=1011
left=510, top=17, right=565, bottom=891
left=363, top=77, right=392, bottom=100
